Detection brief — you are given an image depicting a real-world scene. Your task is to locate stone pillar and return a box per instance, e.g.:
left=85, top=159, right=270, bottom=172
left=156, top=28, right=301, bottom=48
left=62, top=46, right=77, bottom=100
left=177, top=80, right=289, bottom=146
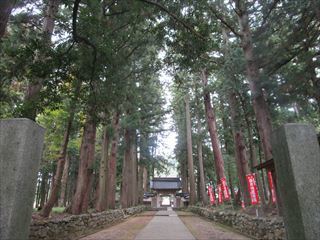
left=272, top=123, right=320, bottom=240
left=0, top=119, right=45, bottom=240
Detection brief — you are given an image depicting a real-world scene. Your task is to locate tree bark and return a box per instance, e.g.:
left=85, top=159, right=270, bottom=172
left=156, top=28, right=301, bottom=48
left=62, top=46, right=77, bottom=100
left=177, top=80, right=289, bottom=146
left=195, top=99, right=207, bottom=205
left=238, top=92, right=267, bottom=206
left=258, top=138, right=269, bottom=202
left=70, top=116, right=97, bottom=214
left=86, top=171, right=96, bottom=209
left=0, top=0, right=15, bottom=39
left=181, top=157, right=188, bottom=193
left=238, top=6, right=273, bottom=162
left=106, top=112, right=120, bottom=209
left=132, top=138, right=138, bottom=205
left=59, top=155, right=69, bottom=207
left=66, top=166, right=77, bottom=207
left=185, top=94, right=196, bottom=204
left=95, top=126, right=110, bottom=212
left=39, top=170, right=49, bottom=209
left=42, top=0, right=60, bottom=39
left=138, top=165, right=144, bottom=204
left=228, top=91, right=251, bottom=205
left=143, top=167, right=148, bottom=192
left=121, top=128, right=135, bottom=208
left=201, top=69, right=226, bottom=182
left=139, top=132, right=149, bottom=199
left=22, top=0, right=60, bottom=120
left=197, top=140, right=207, bottom=204
left=227, top=163, right=235, bottom=201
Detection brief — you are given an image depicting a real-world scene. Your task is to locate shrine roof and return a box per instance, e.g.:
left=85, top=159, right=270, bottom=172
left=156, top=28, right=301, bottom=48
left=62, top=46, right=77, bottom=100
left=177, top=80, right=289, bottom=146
left=150, top=177, right=181, bottom=190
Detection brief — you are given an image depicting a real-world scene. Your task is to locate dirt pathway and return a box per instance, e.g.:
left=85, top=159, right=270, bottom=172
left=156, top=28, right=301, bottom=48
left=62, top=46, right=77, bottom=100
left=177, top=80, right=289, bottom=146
left=80, top=210, right=252, bottom=240
left=135, top=208, right=195, bottom=240
left=177, top=211, right=252, bottom=240
left=79, top=211, right=156, bottom=240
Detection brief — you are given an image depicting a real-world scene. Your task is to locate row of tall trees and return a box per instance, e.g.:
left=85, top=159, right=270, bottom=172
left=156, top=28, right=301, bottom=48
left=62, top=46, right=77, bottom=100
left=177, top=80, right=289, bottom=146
left=1, top=0, right=171, bottom=217
left=169, top=0, right=319, bottom=208
left=1, top=0, right=319, bottom=216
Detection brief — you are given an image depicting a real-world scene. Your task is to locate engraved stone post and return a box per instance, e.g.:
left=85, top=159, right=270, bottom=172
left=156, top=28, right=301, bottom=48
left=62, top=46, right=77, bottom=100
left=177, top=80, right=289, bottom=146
left=0, top=119, right=45, bottom=240
left=272, top=123, right=320, bottom=240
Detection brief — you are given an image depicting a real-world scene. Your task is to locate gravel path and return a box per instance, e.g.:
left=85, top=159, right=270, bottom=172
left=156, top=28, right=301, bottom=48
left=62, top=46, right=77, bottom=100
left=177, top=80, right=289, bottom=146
left=80, top=209, right=252, bottom=240
left=79, top=212, right=156, bottom=240
left=135, top=208, right=195, bottom=240
left=178, top=211, right=252, bottom=240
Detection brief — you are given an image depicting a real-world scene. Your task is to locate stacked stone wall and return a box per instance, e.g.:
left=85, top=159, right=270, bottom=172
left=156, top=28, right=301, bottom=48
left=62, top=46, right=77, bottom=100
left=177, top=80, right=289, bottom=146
left=29, top=206, right=145, bottom=240
left=189, top=206, right=285, bottom=240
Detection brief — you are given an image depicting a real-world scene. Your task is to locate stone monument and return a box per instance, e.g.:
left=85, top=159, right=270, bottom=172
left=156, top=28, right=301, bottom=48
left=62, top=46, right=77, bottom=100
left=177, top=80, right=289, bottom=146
left=0, top=118, right=45, bottom=240
left=272, top=123, right=320, bottom=240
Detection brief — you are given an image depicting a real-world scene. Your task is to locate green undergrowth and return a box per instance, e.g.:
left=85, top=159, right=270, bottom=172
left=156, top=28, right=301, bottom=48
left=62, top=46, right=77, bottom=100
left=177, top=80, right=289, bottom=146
left=33, top=207, right=66, bottom=213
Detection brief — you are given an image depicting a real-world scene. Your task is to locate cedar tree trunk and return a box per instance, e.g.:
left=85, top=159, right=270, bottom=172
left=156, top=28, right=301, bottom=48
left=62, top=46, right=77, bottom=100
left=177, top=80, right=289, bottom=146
left=106, top=112, right=120, bottom=209
left=59, top=155, right=69, bottom=207
left=71, top=116, right=97, bottom=214
left=238, top=7, right=273, bottom=161
left=121, top=128, right=134, bottom=208
left=0, top=0, right=15, bottom=38
left=185, top=94, right=196, bottom=204
left=228, top=91, right=251, bottom=205
left=95, top=126, right=110, bottom=212
left=201, top=69, right=226, bottom=181
left=196, top=106, right=208, bottom=205
left=22, top=0, right=60, bottom=120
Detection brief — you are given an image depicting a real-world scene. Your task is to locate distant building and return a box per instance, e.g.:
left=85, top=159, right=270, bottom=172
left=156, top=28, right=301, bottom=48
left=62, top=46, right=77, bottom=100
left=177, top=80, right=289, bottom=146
left=144, top=177, right=189, bottom=208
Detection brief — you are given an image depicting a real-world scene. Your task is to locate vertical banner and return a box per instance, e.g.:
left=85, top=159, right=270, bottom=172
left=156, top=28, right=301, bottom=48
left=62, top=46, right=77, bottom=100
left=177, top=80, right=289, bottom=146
left=267, top=171, right=277, bottom=203
left=246, top=173, right=259, bottom=205
left=208, top=186, right=215, bottom=205
left=218, top=184, right=223, bottom=204
left=220, top=177, right=231, bottom=201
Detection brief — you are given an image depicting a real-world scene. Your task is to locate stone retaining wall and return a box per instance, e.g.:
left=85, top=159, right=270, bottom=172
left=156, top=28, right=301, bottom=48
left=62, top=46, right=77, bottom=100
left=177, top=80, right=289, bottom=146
left=29, top=206, right=146, bottom=240
left=188, top=206, right=285, bottom=240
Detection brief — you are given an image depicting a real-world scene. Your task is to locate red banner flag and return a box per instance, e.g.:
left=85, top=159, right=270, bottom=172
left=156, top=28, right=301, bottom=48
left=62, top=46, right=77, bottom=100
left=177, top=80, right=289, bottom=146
left=218, top=184, right=223, bottom=204
left=208, top=186, right=215, bottom=205
left=246, top=173, right=259, bottom=205
left=267, top=171, right=277, bottom=203
left=220, top=177, right=231, bottom=201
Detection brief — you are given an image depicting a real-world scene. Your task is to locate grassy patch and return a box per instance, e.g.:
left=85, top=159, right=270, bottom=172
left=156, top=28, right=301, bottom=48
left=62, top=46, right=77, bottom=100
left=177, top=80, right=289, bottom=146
left=52, top=207, right=65, bottom=213
left=33, top=207, right=65, bottom=213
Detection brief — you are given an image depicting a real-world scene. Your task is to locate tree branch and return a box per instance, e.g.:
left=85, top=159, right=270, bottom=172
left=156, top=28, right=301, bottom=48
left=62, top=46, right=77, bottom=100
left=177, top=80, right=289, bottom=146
left=208, top=5, right=241, bottom=37
left=264, top=54, right=296, bottom=76
left=102, top=0, right=116, bottom=16
left=105, top=10, right=129, bottom=17
left=138, top=0, right=206, bottom=41
left=109, top=21, right=131, bottom=36
left=125, top=45, right=140, bottom=59
left=261, top=0, right=281, bottom=27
